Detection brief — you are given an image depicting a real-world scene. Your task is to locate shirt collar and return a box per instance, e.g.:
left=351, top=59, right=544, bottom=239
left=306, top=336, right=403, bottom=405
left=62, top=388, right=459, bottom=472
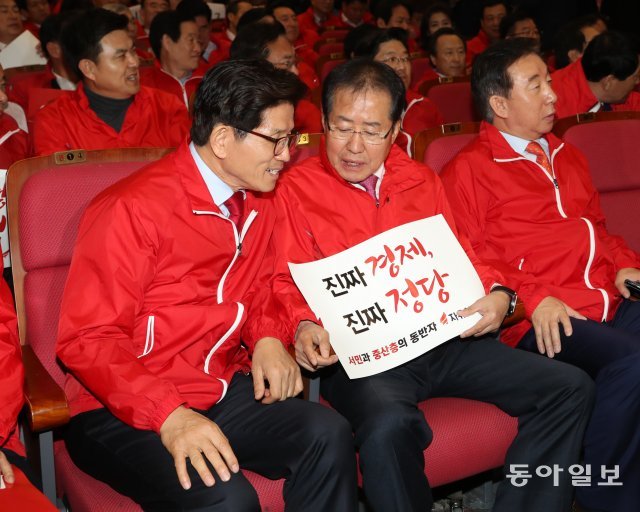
left=53, top=71, right=77, bottom=91
left=189, top=141, right=235, bottom=210
left=499, top=130, right=550, bottom=161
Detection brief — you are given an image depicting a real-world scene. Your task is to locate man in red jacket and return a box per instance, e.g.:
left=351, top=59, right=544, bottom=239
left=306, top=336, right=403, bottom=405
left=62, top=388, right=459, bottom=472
left=56, top=59, right=357, bottom=511
left=466, top=0, right=507, bottom=63
left=270, top=58, right=594, bottom=512
left=441, top=39, right=640, bottom=512
left=141, top=10, right=204, bottom=109
left=551, top=31, right=640, bottom=119
left=32, top=9, right=189, bottom=156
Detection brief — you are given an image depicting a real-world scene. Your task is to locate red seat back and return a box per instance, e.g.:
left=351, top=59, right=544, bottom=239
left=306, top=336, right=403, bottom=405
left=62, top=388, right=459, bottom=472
left=427, top=81, right=477, bottom=124
left=412, top=123, right=480, bottom=173
left=287, top=133, right=322, bottom=168
left=317, top=42, right=344, bottom=55
left=409, top=56, right=430, bottom=91
left=559, top=115, right=640, bottom=252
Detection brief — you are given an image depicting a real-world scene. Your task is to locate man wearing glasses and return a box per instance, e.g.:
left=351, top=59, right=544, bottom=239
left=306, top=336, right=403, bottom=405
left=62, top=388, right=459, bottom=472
left=56, top=60, right=358, bottom=512
left=266, top=58, right=594, bottom=512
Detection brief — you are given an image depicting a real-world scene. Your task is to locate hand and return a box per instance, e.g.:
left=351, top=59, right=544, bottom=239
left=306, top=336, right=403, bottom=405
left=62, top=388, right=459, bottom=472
left=252, top=337, right=303, bottom=404
left=295, top=320, right=338, bottom=371
left=531, top=296, right=586, bottom=358
left=615, top=267, right=640, bottom=299
left=0, top=450, right=15, bottom=484
left=459, top=291, right=510, bottom=338
left=159, top=406, right=239, bottom=490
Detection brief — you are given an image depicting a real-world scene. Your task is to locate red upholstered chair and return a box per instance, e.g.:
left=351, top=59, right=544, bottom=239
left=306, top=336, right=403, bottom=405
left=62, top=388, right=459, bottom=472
left=287, top=132, right=323, bottom=168
left=8, top=148, right=285, bottom=512
left=412, top=122, right=481, bottom=173
left=316, top=41, right=345, bottom=55
left=419, top=77, right=478, bottom=124
left=409, top=54, right=430, bottom=91
left=316, top=52, right=346, bottom=82
left=553, top=111, right=640, bottom=253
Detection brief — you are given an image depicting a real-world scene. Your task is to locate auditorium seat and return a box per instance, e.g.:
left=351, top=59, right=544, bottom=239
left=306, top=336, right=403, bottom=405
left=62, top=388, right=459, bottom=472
left=418, top=77, right=478, bottom=124
left=287, top=132, right=322, bottom=168
left=8, top=147, right=286, bottom=512
left=409, top=53, right=430, bottom=91
left=316, top=52, right=346, bottom=82
left=412, top=122, right=481, bottom=173
left=316, top=41, right=345, bottom=55
left=553, top=111, right=640, bottom=252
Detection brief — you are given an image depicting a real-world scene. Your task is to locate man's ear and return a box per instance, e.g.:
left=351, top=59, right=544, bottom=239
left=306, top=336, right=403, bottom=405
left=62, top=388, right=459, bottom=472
left=46, top=41, right=62, bottom=60
left=489, top=94, right=508, bottom=120
left=600, top=74, right=615, bottom=92
left=161, top=33, right=172, bottom=54
left=389, top=120, right=401, bottom=144
left=208, top=124, right=232, bottom=159
left=376, top=18, right=386, bottom=28
left=429, top=53, right=437, bottom=68
left=78, top=59, right=97, bottom=81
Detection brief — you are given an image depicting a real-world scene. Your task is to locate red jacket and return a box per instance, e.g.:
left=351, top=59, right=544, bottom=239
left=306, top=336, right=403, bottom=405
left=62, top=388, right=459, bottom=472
left=399, top=89, right=444, bottom=154
left=298, top=61, right=320, bottom=92
left=412, top=66, right=439, bottom=93
left=295, top=30, right=320, bottom=68
left=8, top=67, right=57, bottom=111
left=551, top=59, right=640, bottom=119
left=32, top=84, right=190, bottom=156
left=56, top=142, right=286, bottom=432
left=0, top=114, right=29, bottom=169
left=268, top=141, right=503, bottom=335
left=466, top=29, right=489, bottom=64
left=441, top=122, right=640, bottom=346
left=140, top=62, right=203, bottom=108
left=297, top=8, right=342, bottom=33
left=210, top=31, right=232, bottom=62
left=294, top=98, right=322, bottom=133
left=0, top=279, right=24, bottom=456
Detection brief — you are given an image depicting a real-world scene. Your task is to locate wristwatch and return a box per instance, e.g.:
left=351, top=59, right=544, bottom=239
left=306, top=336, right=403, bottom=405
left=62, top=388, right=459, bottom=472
left=491, top=285, right=518, bottom=317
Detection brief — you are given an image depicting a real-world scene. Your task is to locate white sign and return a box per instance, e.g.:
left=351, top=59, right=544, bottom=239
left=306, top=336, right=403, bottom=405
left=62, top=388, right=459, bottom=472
left=0, top=31, right=47, bottom=70
left=289, top=215, right=485, bottom=378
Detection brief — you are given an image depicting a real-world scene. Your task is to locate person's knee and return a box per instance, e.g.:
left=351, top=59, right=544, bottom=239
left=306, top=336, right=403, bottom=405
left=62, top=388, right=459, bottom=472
left=178, top=472, right=261, bottom=512
left=551, top=364, right=595, bottom=414
left=357, top=404, right=432, bottom=454
left=302, top=406, right=355, bottom=461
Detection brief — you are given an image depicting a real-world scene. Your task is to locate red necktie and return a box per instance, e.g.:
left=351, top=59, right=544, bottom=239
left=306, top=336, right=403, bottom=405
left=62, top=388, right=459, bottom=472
left=526, top=141, right=552, bottom=173
left=223, top=191, right=244, bottom=227
left=359, top=174, right=379, bottom=203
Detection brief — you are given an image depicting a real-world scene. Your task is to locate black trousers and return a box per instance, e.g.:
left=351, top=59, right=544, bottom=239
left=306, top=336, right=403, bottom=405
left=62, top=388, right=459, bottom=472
left=321, top=336, right=595, bottom=512
left=518, top=299, right=640, bottom=511
left=65, top=373, right=358, bottom=512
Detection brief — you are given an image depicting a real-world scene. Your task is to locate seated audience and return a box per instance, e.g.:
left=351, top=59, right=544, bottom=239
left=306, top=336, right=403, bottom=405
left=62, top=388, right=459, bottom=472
left=0, top=65, right=27, bottom=169
left=499, top=10, right=541, bottom=52
left=415, top=27, right=466, bottom=87
left=297, top=0, right=341, bottom=34
left=575, top=12, right=607, bottom=44
left=56, top=59, right=357, bottom=512
left=267, top=0, right=319, bottom=70
left=135, top=0, right=168, bottom=36
left=102, top=2, right=154, bottom=60
left=17, top=0, right=49, bottom=38
left=210, top=0, right=252, bottom=62
left=551, top=31, right=640, bottom=118
left=269, top=57, right=594, bottom=512
left=466, top=0, right=507, bottom=63
left=8, top=12, right=78, bottom=111
left=175, top=0, right=221, bottom=66
left=142, top=10, right=204, bottom=108
left=552, top=19, right=587, bottom=70
left=336, top=0, right=372, bottom=29
left=0, top=0, right=23, bottom=50
left=419, top=2, right=452, bottom=38
left=230, top=21, right=322, bottom=133
left=374, top=0, right=416, bottom=51
left=441, top=38, right=640, bottom=512
left=354, top=28, right=443, bottom=154
left=32, top=9, right=189, bottom=156
left=343, top=22, right=377, bottom=58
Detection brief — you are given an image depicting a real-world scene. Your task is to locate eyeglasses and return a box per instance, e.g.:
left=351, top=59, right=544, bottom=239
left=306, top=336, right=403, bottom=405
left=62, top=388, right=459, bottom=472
left=380, top=55, right=410, bottom=65
left=236, top=128, right=301, bottom=156
left=327, top=125, right=394, bottom=145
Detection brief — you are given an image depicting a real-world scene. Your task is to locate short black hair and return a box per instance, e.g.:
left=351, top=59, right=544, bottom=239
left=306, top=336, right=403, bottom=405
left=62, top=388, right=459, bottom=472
left=176, top=0, right=211, bottom=22
left=322, top=58, right=406, bottom=125
left=582, top=31, right=639, bottom=82
left=343, top=0, right=367, bottom=5
left=374, top=0, right=412, bottom=23
left=40, top=12, right=70, bottom=60
left=191, top=59, right=306, bottom=145
left=352, top=27, right=408, bottom=58
left=61, top=8, right=129, bottom=78
left=471, top=38, right=538, bottom=122
left=16, top=0, right=28, bottom=11
left=481, top=0, right=507, bottom=18
left=427, top=27, right=465, bottom=56
left=344, top=23, right=378, bottom=59
left=149, top=10, right=196, bottom=60
left=230, top=20, right=284, bottom=60
left=553, top=20, right=585, bottom=70
left=499, top=10, right=535, bottom=39
left=265, top=0, right=296, bottom=15
left=236, top=7, right=272, bottom=31
left=227, top=0, right=251, bottom=16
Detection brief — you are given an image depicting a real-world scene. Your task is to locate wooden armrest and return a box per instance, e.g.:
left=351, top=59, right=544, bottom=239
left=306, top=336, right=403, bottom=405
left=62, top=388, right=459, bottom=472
left=501, top=298, right=525, bottom=328
left=22, top=344, right=70, bottom=432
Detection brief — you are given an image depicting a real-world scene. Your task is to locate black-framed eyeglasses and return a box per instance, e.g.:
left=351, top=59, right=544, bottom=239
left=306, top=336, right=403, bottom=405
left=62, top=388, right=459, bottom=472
left=327, top=125, right=394, bottom=145
left=235, top=128, right=301, bottom=156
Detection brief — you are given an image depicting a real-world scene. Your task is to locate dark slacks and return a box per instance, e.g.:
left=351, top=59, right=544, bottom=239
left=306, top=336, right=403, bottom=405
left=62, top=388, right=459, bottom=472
left=65, top=373, right=358, bottom=512
left=321, top=336, right=595, bottom=512
left=518, top=299, right=640, bottom=511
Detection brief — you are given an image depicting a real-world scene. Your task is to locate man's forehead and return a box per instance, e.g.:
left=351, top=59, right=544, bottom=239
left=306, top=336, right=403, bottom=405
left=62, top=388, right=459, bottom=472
left=508, top=54, right=547, bottom=79
left=100, top=30, right=134, bottom=51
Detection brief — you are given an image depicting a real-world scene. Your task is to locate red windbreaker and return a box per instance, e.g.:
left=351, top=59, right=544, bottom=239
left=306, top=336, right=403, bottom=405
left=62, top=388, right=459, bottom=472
left=0, top=279, right=24, bottom=456
left=297, top=8, right=342, bottom=33
left=268, top=140, right=503, bottom=335
left=56, top=142, right=287, bottom=433
left=551, top=59, right=640, bottom=119
left=441, top=122, right=640, bottom=346
left=0, top=114, right=28, bottom=169
left=140, top=62, right=204, bottom=109
left=399, top=89, right=444, bottom=155
left=32, top=84, right=190, bottom=156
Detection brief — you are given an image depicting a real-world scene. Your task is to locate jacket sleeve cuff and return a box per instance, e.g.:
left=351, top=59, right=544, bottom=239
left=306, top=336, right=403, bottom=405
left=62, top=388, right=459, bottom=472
left=149, top=395, right=187, bottom=434
left=518, top=283, right=553, bottom=319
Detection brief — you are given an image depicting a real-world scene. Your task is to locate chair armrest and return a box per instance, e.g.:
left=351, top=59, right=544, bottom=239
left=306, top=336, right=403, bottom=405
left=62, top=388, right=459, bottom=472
left=22, top=344, right=70, bottom=432
left=501, top=298, right=525, bottom=328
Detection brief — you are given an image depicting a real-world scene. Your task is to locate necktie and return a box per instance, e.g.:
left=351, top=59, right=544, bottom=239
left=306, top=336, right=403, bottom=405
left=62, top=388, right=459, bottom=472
left=601, top=102, right=612, bottom=112
left=526, top=141, right=552, bottom=173
left=359, top=174, right=379, bottom=203
left=223, top=191, right=244, bottom=227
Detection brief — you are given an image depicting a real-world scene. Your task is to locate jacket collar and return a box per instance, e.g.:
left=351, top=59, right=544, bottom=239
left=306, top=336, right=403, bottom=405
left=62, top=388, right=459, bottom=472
left=479, top=121, right=564, bottom=162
